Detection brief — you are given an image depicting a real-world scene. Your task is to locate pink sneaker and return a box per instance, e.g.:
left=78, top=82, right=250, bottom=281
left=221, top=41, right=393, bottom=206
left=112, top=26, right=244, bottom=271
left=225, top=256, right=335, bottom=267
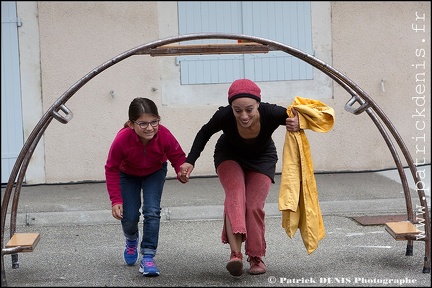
left=247, top=256, right=266, bottom=275
left=226, top=251, right=244, bottom=276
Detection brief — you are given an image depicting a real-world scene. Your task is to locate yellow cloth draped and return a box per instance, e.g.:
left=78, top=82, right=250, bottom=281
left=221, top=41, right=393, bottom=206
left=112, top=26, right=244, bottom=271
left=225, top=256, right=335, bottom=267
left=278, top=96, right=335, bottom=254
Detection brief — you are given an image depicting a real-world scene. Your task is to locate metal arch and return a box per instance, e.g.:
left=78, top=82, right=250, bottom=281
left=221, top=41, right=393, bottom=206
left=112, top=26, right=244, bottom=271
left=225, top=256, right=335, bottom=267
left=1, top=33, right=430, bottom=286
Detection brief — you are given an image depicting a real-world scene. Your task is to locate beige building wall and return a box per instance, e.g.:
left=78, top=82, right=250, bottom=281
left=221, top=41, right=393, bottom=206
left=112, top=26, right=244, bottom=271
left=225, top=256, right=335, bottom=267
left=16, top=1, right=430, bottom=184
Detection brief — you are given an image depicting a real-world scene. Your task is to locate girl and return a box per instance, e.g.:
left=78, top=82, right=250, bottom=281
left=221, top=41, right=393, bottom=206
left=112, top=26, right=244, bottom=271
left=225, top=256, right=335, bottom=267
left=105, top=97, right=186, bottom=277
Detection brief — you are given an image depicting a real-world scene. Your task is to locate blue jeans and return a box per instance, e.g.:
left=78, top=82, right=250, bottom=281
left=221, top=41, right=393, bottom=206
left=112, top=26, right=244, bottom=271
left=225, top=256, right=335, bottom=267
left=120, top=162, right=167, bottom=257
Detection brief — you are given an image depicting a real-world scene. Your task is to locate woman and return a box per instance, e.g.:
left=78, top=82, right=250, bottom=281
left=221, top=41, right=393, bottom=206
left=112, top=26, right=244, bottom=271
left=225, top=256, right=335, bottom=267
left=178, top=79, right=300, bottom=276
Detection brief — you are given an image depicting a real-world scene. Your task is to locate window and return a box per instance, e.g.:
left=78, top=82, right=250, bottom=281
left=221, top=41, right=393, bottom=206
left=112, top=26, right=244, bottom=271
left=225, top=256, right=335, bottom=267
left=177, top=1, right=314, bottom=84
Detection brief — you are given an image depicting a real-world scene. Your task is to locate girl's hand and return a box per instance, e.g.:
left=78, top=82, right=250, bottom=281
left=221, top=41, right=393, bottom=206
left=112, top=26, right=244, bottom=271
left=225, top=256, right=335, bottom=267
left=178, top=163, right=194, bottom=183
left=112, top=204, right=123, bottom=220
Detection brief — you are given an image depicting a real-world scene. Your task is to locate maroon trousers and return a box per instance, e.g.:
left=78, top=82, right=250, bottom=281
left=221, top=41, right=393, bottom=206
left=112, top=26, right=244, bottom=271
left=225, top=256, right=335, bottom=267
left=217, top=160, right=271, bottom=257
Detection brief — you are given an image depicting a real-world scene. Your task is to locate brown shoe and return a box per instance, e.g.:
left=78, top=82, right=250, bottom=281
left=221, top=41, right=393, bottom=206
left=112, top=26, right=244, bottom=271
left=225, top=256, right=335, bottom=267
left=247, top=256, right=266, bottom=275
left=226, top=251, right=244, bottom=276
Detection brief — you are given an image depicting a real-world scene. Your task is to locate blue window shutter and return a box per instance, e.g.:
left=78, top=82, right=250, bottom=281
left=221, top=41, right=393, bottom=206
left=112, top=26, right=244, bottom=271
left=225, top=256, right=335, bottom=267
left=177, top=1, right=313, bottom=84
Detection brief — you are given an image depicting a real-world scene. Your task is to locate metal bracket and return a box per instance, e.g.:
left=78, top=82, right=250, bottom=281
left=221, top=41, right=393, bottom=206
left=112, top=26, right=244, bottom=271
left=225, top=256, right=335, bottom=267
left=52, top=104, right=74, bottom=124
left=344, top=95, right=370, bottom=115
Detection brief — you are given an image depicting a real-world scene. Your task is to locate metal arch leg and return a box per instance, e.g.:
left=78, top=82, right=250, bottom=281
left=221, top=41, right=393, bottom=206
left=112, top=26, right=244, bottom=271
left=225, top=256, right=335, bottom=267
left=11, top=254, right=19, bottom=269
left=1, top=255, right=7, bottom=287
left=405, top=243, right=413, bottom=256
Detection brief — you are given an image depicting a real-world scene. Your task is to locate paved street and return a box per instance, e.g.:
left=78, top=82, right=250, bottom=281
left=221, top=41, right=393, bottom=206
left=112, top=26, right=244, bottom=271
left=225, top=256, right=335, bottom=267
left=1, top=166, right=430, bottom=287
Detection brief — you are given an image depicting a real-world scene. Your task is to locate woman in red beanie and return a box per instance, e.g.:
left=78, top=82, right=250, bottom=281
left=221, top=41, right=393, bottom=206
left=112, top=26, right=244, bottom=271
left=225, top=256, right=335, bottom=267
left=178, top=79, right=300, bottom=276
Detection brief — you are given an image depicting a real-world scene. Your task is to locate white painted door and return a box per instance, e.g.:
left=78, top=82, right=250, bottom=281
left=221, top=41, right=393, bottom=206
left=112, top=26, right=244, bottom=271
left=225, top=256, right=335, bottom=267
left=1, top=1, right=24, bottom=184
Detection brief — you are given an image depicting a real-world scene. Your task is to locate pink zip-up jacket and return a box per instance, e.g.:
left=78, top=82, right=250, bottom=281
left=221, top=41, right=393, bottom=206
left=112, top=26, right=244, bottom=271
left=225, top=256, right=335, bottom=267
left=105, top=124, right=186, bottom=206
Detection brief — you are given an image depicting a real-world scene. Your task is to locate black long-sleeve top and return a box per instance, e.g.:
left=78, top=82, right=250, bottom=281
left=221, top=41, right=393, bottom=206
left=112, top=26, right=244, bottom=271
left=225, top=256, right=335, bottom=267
left=185, top=102, right=287, bottom=183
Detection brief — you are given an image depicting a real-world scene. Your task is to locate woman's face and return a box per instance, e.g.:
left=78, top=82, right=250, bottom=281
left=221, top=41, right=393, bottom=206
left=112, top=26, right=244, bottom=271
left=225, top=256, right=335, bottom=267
left=231, top=97, right=260, bottom=128
left=129, top=113, right=160, bottom=144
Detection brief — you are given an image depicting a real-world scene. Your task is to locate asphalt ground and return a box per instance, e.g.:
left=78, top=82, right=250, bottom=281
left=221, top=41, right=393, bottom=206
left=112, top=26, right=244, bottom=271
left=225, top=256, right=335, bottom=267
left=1, top=166, right=431, bottom=287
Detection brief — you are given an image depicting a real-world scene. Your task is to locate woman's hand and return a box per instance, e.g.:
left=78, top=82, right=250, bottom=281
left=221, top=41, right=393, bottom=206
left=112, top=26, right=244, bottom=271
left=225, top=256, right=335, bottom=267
left=178, top=162, right=194, bottom=183
left=286, top=107, right=300, bottom=132
left=112, top=204, right=123, bottom=220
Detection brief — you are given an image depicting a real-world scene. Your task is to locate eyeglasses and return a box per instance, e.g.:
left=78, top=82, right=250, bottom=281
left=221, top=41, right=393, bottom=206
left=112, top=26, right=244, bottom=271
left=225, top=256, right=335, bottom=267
left=133, top=120, right=160, bottom=129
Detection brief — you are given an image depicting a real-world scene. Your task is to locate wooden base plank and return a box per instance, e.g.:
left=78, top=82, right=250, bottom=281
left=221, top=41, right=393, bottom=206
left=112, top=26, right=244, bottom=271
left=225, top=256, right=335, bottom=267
left=385, top=221, right=421, bottom=241
left=5, top=233, right=40, bottom=252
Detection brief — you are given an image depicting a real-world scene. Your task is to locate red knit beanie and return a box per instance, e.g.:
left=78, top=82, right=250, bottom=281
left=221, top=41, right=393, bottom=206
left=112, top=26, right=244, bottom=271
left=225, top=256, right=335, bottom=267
left=228, top=79, right=261, bottom=105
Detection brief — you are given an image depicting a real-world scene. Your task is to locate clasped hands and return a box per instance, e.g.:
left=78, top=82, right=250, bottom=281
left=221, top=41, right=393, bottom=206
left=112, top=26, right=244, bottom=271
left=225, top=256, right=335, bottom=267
left=178, top=163, right=193, bottom=183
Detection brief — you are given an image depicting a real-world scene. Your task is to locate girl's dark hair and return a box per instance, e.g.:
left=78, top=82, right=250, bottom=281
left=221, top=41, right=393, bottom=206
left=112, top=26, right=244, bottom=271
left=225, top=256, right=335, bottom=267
left=124, top=97, right=160, bottom=127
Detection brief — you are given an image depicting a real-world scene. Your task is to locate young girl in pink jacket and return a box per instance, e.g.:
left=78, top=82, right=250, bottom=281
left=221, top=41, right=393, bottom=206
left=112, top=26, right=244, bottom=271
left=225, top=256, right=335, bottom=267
left=105, top=97, right=186, bottom=277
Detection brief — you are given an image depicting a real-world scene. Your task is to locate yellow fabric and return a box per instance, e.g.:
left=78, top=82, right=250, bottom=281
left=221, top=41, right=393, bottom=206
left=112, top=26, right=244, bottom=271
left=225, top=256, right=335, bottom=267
left=278, top=96, right=335, bottom=255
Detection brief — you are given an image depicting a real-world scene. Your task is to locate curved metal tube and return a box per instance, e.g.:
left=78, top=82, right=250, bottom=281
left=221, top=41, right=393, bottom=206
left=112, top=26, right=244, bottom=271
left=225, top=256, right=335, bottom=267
left=1, top=33, right=430, bottom=286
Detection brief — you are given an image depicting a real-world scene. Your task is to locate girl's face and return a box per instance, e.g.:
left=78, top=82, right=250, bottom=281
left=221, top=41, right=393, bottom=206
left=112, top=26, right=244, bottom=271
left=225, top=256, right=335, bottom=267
left=129, top=113, right=160, bottom=144
left=231, top=97, right=260, bottom=128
